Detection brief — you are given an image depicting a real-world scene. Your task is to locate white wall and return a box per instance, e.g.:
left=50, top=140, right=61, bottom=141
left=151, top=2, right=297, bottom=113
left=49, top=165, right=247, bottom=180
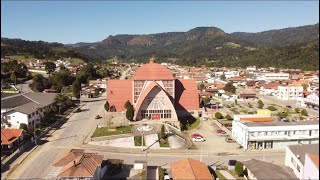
left=302, top=154, right=319, bottom=180
left=278, top=86, right=303, bottom=100
left=285, top=146, right=304, bottom=179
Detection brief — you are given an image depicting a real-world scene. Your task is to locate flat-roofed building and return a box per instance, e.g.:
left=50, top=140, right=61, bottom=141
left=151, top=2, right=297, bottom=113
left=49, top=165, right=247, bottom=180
left=232, top=119, right=319, bottom=150
left=278, top=85, right=303, bottom=100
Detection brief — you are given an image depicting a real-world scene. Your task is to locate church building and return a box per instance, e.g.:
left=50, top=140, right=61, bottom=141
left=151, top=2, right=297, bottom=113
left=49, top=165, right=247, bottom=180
left=107, top=58, right=200, bottom=122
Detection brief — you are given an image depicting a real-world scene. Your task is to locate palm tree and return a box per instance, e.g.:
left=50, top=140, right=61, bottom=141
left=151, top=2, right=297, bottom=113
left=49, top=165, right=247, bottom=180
left=54, top=93, right=71, bottom=114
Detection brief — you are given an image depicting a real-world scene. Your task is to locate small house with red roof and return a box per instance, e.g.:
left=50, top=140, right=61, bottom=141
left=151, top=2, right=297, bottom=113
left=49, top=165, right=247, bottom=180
left=1, top=128, right=24, bottom=152
left=107, top=58, right=199, bottom=124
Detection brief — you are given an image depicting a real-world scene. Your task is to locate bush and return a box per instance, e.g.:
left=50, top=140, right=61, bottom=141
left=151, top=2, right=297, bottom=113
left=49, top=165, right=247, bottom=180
left=277, top=111, right=288, bottom=119
left=126, top=104, right=134, bottom=121
left=235, top=162, right=244, bottom=176
left=267, top=106, right=277, bottom=111
left=104, top=101, right=110, bottom=112
left=300, top=109, right=308, bottom=116
left=295, top=108, right=300, bottom=113
left=215, top=112, right=223, bottom=119
left=248, top=103, right=253, bottom=108
left=160, top=124, right=166, bottom=139
left=257, top=100, right=264, bottom=109
left=225, top=114, right=233, bottom=120
left=226, top=105, right=231, bottom=108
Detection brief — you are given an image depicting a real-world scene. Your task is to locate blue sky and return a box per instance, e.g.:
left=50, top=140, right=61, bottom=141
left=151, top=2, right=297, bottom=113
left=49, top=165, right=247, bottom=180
left=1, top=1, right=319, bottom=44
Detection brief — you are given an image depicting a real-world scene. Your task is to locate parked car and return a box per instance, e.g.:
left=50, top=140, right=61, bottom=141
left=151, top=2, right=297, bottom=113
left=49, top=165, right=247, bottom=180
left=201, top=117, right=209, bottom=121
left=216, top=129, right=226, bottom=134
left=286, top=105, right=292, bottom=109
left=164, top=175, right=170, bottom=180
left=95, top=115, right=102, bottom=119
left=192, top=136, right=205, bottom=142
left=191, top=133, right=203, bottom=138
left=225, top=137, right=236, bottom=143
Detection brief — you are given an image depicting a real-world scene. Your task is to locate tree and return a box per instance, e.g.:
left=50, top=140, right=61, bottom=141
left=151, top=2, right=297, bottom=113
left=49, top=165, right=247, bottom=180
left=54, top=93, right=71, bottom=114
left=124, top=100, right=131, bottom=109
left=44, top=61, right=56, bottom=76
left=302, top=84, right=308, bottom=91
left=29, top=74, right=51, bottom=92
left=126, top=104, right=134, bottom=121
left=295, top=108, right=300, bottom=113
left=223, top=82, right=236, bottom=94
left=215, top=112, right=223, bottom=119
left=104, top=101, right=110, bottom=112
left=219, top=73, right=226, bottom=81
left=235, top=162, right=244, bottom=176
left=72, top=79, right=81, bottom=99
left=234, top=99, right=238, bottom=105
left=225, top=114, right=233, bottom=120
left=203, top=96, right=210, bottom=104
left=160, top=124, right=166, bottom=139
left=19, top=123, right=28, bottom=132
left=257, top=99, right=264, bottom=109
left=199, top=83, right=205, bottom=91
left=200, top=99, right=205, bottom=107
left=300, top=109, right=308, bottom=116
left=10, top=72, right=17, bottom=85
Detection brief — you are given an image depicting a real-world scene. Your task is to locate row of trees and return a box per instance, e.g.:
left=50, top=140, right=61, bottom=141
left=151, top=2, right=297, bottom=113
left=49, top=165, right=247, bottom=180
left=104, top=100, right=134, bottom=121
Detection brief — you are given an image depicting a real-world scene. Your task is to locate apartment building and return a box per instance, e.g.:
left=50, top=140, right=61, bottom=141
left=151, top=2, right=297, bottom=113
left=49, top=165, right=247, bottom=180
left=278, top=86, right=303, bottom=100
left=232, top=119, right=319, bottom=150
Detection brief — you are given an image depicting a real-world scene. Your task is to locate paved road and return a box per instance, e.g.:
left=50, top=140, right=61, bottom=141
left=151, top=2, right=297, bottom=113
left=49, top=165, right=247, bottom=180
left=16, top=71, right=48, bottom=93
left=6, top=94, right=106, bottom=179
left=120, top=67, right=131, bottom=80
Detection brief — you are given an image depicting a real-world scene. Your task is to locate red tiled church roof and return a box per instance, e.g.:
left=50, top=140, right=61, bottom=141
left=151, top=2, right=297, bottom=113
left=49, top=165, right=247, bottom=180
left=175, top=79, right=199, bottom=110
left=107, top=80, right=133, bottom=112
left=171, top=158, right=213, bottom=180
left=133, top=61, right=174, bottom=80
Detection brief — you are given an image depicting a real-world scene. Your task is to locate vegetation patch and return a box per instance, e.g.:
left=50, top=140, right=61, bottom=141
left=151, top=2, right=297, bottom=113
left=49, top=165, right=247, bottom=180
left=180, top=116, right=201, bottom=131
left=92, top=125, right=132, bottom=137
left=134, top=135, right=145, bottom=146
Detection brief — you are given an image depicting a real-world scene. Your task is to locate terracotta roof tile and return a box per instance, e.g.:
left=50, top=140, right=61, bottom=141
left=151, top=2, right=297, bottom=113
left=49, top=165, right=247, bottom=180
left=175, top=79, right=199, bottom=110
left=107, top=80, right=132, bottom=112
left=53, top=149, right=103, bottom=178
left=171, top=158, right=213, bottom=180
left=133, top=62, right=174, bottom=80
left=306, top=153, right=319, bottom=169
left=1, top=129, right=23, bottom=145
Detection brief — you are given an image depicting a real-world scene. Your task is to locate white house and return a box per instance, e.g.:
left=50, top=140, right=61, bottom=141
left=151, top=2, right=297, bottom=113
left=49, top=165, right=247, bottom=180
left=246, top=66, right=257, bottom=72
left=277, top=86, right=303, bottom=100
left=1, top=92, right=56, bottom=129
left=254, top=73, right=289, bottom=81
left=232, top=119, right=319, bottom=150
left=259, top=83, right=279, bottom=96
left=285, top=143, right=319, bottom=179
left=214, top=71, right=239, bottom=79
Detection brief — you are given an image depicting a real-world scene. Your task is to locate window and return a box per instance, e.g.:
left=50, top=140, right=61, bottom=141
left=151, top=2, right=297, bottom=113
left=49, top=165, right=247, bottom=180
left=297, top=165, right=300, bottom=172
left=28, top=114, right=31, bottom=118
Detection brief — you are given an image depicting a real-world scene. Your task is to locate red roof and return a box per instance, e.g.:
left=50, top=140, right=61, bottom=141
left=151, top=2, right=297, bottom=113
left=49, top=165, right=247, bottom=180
left=175, top=79, right=200, bottom=110
left=228, top=76, right=246, bottom=81
left=133, top=62, right=174, bottom=80
left=306, top=153, right=319, bottom=169
left=171, top=158, right=213, bottom=180
left=107, top=80, right=133, bottom=112
left=240, top=117, right=274, bottom=122
left=1, top=129, right=23, bottom=145
left=261, top=83, right=279, bottom=89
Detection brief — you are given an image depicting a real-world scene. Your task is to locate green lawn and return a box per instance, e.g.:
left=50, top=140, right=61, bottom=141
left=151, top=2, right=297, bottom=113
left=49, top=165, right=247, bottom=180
left=159, top=135, right=170, bottom=147
left=185, top=117, right=201, bottom=131
left=63, top=58, right=85, bottom=65
left=228, top=169, right=244, bottom=180
left=134, top=135, right=145, bottom=146
left=92, top=125, right=132, bottom=137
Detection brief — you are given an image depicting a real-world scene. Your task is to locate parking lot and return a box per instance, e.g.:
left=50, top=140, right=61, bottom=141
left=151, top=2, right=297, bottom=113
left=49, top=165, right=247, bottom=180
left=187, top=119, right=241, bottom=154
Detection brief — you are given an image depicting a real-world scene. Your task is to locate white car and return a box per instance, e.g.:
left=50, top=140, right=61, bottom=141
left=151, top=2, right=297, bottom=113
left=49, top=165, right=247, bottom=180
left=164, top=175, right=170, bottom=180
left=192, top=136, right=205, bottom=142
left=201, top=117, right=209, bottom=121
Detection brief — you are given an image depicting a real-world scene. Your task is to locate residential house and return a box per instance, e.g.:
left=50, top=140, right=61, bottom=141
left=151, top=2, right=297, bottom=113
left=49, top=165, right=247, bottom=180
left=1, top=92, right=56, bottom=129
left=214, top=71, right=239, bottom=79
left=1, top=128, right=24, bottom=153
left=254, top=73, right=290, bottom=81
left=297, top=91, right=319, bottom=108
left=285, top=143, right=319, bottom=179
left=170, top=158, right=213, bottom=180
left=89, top=79, right=107, bottom=89
left=259, top=83, right=279, bottom=96
left=50, top=149, right=107, bottom=180
left=242, top=159, right=297, bottom=180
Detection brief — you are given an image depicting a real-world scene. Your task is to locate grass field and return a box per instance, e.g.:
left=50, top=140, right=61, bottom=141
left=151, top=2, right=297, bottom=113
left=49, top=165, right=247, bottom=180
left=8, top=55, right=37, bottom=63
left=63, top=58, right=85, bottom=65
left=92, top=125, right=132, bottom=137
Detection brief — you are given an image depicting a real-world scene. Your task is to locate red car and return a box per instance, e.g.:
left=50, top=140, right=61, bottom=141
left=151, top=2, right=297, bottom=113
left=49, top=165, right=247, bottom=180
left=216, top=129, right=226, bottom=134
left=191, top=133, right=203, bottom=138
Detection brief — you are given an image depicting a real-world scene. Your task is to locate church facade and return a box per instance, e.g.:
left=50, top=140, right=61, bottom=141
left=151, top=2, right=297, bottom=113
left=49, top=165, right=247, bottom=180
left=107, top=59, right=200, bottom=122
